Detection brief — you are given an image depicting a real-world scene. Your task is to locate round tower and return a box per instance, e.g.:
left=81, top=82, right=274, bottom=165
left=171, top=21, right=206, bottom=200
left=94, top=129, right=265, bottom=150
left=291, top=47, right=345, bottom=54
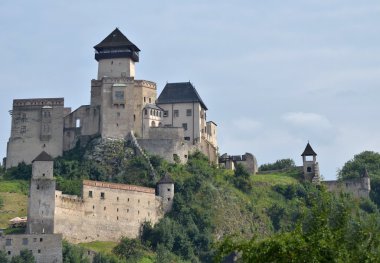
left=157, top=173, right=174, bottom=213
left=301, top=142, right=320, bottom=182
left=94, top=28, right=140, bottom=79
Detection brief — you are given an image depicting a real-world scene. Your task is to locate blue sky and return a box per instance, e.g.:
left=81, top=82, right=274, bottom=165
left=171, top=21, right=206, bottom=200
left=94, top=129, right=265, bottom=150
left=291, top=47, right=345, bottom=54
left=1, top=1, right=380, bottom=179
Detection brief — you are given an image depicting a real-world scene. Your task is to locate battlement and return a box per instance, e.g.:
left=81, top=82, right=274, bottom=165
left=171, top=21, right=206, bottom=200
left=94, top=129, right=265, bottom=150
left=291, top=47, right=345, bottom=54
left=83, top=180, right=155, bottom=194
left=135, top=80, right=157, bottom=90
left=13, top=98, right=64, bottom=107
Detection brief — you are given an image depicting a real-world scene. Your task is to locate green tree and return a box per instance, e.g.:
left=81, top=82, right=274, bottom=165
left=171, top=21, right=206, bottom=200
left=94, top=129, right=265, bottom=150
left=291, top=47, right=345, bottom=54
left=62, top=241, right=90, bottom=263
left=259, top=158, right=295, bottom=172
left=113, top=237, right=144, bottom=262
left=10, top=250, right=35, bottom=263
left=0, top=251, right=10, bottom=263
left=338, top=151, right=380, bottom=179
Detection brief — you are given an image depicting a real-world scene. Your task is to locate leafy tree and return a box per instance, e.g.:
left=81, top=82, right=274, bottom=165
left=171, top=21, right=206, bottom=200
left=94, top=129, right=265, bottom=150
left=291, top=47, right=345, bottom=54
left=231, top=164, right=253, bottom=193
left=338, top=151, right=380, bottom=179
left=113, top=237, right=145, bottom=262
left=259, top=158, right=295, bottom=172
left=5, top=162, right=32, bottom=180
left=62, top=241, right=90, bottom=263
left=0, top=251, right=9, bottom=263
left=10, top=250, right=35, bottom=263
left=93, top=253, right=123, bottom=263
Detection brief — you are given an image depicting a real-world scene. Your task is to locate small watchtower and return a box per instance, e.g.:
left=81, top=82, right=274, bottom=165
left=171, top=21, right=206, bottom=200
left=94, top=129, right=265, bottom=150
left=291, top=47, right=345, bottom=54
left=157, top=173, right=174, bottom=213
left=94, top=28, right=140, bottom=79
left=301, top=142, right=320, bottom=183
left=26, top=151, right=56, bottom=234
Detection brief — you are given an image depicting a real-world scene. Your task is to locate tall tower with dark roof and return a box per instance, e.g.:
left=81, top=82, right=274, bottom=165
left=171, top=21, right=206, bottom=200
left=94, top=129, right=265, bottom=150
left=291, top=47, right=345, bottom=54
left=94, top=28, right=140, bottom=79
left=301, top=142, right=320, bottom=182
left=26, top=151, right=56, bottom=234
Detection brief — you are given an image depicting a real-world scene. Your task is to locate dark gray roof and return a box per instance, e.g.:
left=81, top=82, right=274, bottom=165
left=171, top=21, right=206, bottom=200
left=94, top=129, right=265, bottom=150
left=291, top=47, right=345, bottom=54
left=157, top=173, right=174, bottom=184
left=301, top=143, right=317, bottom=156
left=156, top=82, right=208, bottom=110
left=94, top=28, right=140, bottom=52
left=33, top=151, right=53, bottom=162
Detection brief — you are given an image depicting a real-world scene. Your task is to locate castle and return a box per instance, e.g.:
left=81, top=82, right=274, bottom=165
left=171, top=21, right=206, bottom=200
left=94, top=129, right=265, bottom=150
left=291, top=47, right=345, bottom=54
left=5, top=28, right=218, bottom=169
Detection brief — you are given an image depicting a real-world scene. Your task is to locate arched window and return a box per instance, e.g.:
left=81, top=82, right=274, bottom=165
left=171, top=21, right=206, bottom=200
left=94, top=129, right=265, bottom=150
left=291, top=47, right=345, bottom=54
left=144, top=109, right=147, bottom=115
left=151, top=121, right=156, bottom=127
left=307, top=167, right=312, bottom=172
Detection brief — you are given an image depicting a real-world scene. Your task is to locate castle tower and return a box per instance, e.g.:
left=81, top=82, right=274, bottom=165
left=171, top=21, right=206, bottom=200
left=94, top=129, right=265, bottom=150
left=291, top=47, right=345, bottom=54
left=157, top=173, right=174, bottom=213
left=361, top=168, right=371, bottom=193
left=301, top=142, right=320, bottom=183
left=26, top=151, right=56, bottom=234
left=94, top=28, right=140, bottom=79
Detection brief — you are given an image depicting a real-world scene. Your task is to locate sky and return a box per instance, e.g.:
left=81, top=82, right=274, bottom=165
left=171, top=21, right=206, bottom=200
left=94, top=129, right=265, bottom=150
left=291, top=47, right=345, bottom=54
left=0, top=1, right=380, bottom=179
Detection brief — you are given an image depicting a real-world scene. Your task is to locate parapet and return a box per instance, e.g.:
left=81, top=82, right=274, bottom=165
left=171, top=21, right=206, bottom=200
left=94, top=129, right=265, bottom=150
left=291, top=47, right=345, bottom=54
left=13, top=98, right=64, bottom=107
left=83, top=180, right=155, bottom=194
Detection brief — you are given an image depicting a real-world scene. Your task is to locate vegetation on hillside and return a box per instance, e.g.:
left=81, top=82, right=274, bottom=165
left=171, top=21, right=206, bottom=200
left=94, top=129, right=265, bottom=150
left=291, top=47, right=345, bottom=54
left=258, top=158, right=296, bottom=172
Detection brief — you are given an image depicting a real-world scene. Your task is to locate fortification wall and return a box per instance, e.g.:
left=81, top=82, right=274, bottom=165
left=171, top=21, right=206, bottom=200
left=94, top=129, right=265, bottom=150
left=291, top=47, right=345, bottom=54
left=0, top=233, right=62, bottom=263
left=54, top=181, right=164, bottom=243
left=323, top=178, right=370, bottom=198
left=137, top=138, right=193, bottom=163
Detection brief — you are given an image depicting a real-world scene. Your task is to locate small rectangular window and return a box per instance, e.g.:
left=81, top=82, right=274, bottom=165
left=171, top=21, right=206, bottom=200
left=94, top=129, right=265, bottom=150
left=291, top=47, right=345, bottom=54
left=20, top=126, right=26, bottom=134
left=100, top=192, right=105, bottom=199
left=163, top=111, right=168, bottom=117
left=174, top=110, right=179, bottom=117
left=186, top=109, right=192, bottom=116
left=182, top=123, right=188, bottom=131
left=6, top=239, right=12, bottom=246
left=40, top=238, right=43, bottom=242
left=184, top=137, right=190, bottom=141
left=22, top=238, right=28, bottom=245
left=89, top=191, right=93, bottom=198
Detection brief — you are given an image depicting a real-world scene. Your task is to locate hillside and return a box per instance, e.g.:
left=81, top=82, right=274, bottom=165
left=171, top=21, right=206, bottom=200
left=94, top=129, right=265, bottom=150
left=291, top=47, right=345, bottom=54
left=1, top=139, right=380, bottom=262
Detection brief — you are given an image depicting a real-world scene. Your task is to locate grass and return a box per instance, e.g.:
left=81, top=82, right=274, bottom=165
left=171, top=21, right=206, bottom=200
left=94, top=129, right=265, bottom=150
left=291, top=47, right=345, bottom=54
left=253, top=171, right=300, bottom=186
left=0, top=180, right=29, bottom=194
left=0, top=180, right=29, bottom=228
left=78, top=241, right=118, bottom=254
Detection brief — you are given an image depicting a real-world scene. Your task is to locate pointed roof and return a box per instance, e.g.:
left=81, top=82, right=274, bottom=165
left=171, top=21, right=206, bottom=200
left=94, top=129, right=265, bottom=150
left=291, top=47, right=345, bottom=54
left=94, top=28, right=140, bottom=52
left=32, top=151, right=53, bottom=162
left=157, top=173, right=174, bottom=184
left=156, top=82, right=208, bottom=110
left=301, top=143, right=317, bottom=156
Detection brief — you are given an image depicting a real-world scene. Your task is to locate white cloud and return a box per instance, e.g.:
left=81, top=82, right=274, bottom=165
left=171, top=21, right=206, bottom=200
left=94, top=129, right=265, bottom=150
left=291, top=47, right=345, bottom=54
left=231, top=118, right=262, bottom=133
left=282, top=112, right=332, bottom=129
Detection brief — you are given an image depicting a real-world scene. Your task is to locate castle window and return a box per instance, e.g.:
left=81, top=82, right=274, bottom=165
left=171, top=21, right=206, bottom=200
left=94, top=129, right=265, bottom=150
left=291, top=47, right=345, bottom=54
left=185, top=155, right=188, bottom=158
left=182, top=123, right=188, bottom=131
left=186, top=109, right=192, bottom=116
left=6, top=239, right=12, bottom=246
left=7, top=251, right=11, bottom=255
left=42, top=173, right=45, bottom=177
left=117, top=208, right=119, bottom=212
left=184, top=137, right=190, bottom=141
left=117, top=197, right=119, bottom=201
left=89, top=191, right=93, bottom=198
left=138, top=199, right=140, bottom=203
left=117, top=112, right=120, bottom=117
left=114, top=91, right=124, bottom=100
left=117, top=216, right=119, bottom=220
left=167, top=188, right=171, bottom=192
left=159, top=122, right=162, bottom=127
left=20, top=126, right=26, bottom=134
left=120, top=104, right=125, bottom=109
left=104, top=207, right=106, bottom=211
left=163, top=111, right=168, bottom=117
left=100, top=192, right=105, bottom=199
left=168, top=198, right=171, bottom=201
left=38, top=249, right=41, bottom=254
left=127, top=209, right=129, bottom=212
left=151, top=121, right=156, bottom=127
left=149, top=98, right=152, bottom=103
left=134, top=114, right=136, bottom=121
left=76, top=119, right=80, bottom=128
left=307, top=167, right=312, bottom=172
left=144, top=109, right=148, bottom=115
left=93, top=205, right=95, bottom=209
left=174, top=110, right=179, bottom=117
left=144, top=97, right=146, bottom=102
left=22, top=238, right=28, bottom=245
left=37, top=185, right=40, bottom=190
left=40, top=238, right=43, bottom=242
left=138, top=210, right=140, bottom=214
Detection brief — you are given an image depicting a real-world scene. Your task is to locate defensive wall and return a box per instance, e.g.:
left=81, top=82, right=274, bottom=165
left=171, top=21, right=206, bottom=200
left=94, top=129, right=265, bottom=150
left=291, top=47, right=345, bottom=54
left=54, top=180, right=165, bottom=243
left=323, top=177, right=370, bottom=198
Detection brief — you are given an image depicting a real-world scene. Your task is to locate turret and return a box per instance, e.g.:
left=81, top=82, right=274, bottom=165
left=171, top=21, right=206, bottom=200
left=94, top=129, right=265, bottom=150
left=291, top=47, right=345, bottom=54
left=157, top=173, right=174, bottom=213
left=301, top=142, right=320, bottom=183
left=361, top=168, right=371, bottom=192
left=26, top=151, right=56, bottom=234
left=94, top=28, right=140, bottom=79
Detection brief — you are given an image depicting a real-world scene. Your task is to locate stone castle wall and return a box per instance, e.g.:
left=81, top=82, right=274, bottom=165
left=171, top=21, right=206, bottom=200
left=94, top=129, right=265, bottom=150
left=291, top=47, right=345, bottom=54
left=54, top=180, right=164, bottom=243
left=0, top=233, right=62, bottom=263
left=323, top=177, right=370, bottom=198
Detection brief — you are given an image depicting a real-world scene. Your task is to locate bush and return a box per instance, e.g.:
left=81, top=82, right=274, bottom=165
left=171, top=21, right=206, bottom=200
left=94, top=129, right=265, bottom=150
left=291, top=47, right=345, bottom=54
left=259, top=159, right=295, bottom=172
